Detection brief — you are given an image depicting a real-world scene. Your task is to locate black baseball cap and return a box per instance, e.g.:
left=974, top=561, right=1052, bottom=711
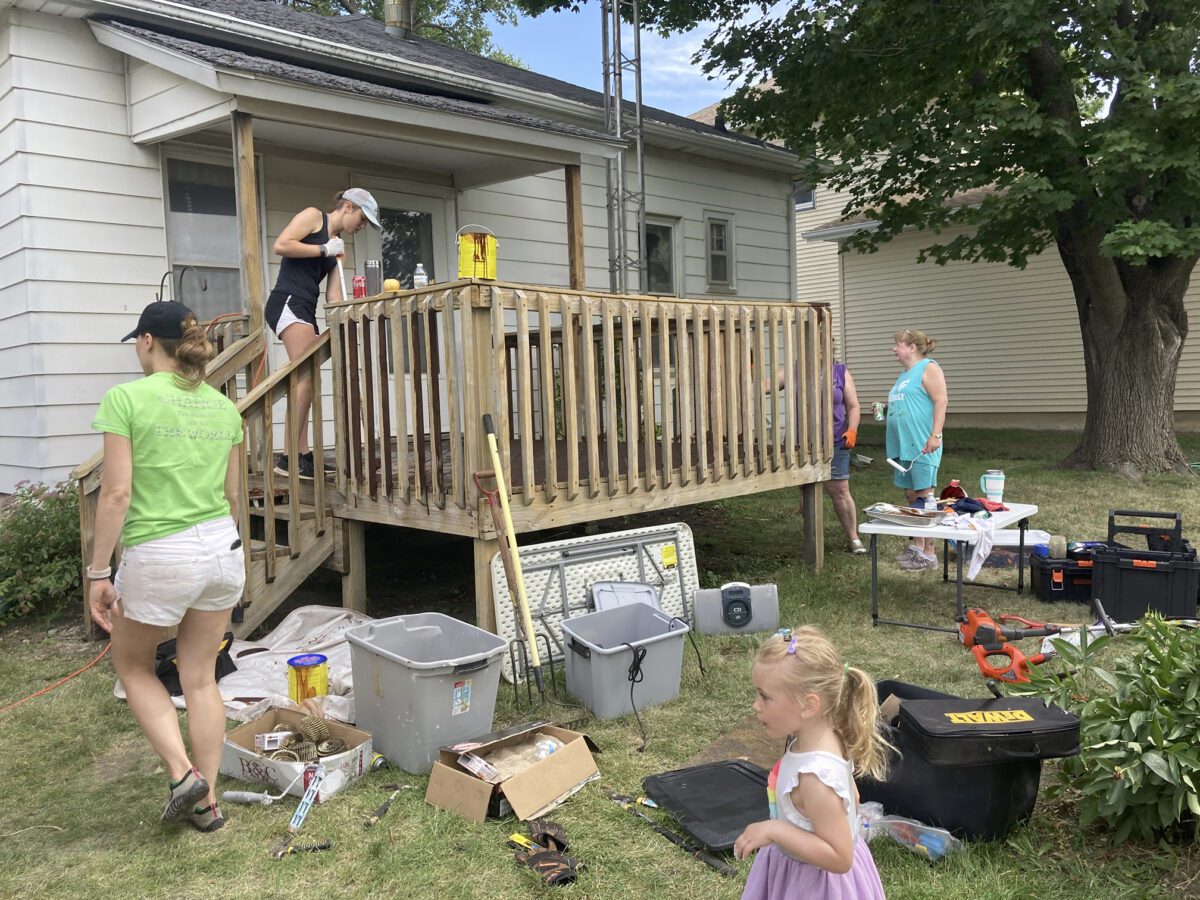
left=122, top=301, right=194, bottom=342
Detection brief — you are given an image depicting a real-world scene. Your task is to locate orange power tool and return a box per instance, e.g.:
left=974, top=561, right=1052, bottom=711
left=958, top=608, right=1061, bottom=650
left=971, top=643, right=1053, bottom=684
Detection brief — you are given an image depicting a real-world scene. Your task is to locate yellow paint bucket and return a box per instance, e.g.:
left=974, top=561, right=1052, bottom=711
left=457, top=225, right=498, bottom=280
left=287, top=653, right=329, bottom=703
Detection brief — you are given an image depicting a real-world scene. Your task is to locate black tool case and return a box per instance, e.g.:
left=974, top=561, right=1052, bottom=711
left=857, top=681, right=1080, bottom=840
left=641, top=759, right=769, bottom=851
left=1091, top=510, right=1199, bottom=620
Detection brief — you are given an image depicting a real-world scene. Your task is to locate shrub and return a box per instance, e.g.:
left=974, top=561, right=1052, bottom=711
left=1023, top=615, right=1200, bottom=843
left=0, top=480, right=81, bottom=625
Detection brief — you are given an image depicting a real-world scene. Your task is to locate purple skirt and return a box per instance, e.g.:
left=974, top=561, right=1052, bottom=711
left=741, top=839, right=885, bottom=900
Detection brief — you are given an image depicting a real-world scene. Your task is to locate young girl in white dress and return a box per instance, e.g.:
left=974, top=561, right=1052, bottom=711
left=735, top=627, right=891, bottom=899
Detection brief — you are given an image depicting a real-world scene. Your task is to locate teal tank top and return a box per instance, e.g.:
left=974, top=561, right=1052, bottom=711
left=885, top=358, right=943, bottom=465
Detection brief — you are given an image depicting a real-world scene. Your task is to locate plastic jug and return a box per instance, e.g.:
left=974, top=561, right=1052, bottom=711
left=979, top=469, right=1005, bottom=502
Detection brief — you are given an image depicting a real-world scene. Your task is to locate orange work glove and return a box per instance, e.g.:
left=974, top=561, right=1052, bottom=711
left=843, top=429, right=857, bottom=449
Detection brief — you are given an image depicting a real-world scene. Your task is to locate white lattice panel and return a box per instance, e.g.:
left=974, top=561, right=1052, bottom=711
left=491, top=523, right=698, bottom=682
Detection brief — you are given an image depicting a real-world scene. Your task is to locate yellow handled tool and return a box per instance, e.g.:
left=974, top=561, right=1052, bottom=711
left=482, top=414, right=544, bottom=694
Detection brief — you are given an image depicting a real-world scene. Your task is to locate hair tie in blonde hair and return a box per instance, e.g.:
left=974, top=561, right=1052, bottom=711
left=843, top=662, right=850, bottom=675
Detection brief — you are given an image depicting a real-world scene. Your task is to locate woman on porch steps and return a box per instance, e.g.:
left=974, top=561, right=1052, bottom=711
left=267, top=188, right=381, bottom=479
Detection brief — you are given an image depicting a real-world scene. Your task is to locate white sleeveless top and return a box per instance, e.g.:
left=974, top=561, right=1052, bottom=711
left=768, top=746, right=858, bottom=845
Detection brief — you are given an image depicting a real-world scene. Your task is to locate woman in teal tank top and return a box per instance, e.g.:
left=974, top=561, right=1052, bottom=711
left=884, top=329, right=948, bottom=569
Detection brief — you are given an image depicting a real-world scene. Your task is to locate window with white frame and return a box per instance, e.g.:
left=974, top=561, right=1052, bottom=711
left=704, top=213, right=735, bottom=291
left=644, top=217, right=680, bottom=296
left=163, top=154, right=243, bottom=321
left=793, top=181, right=816, bottom=211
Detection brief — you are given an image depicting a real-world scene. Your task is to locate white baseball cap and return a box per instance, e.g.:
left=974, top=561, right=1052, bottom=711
left=341, top=188, right=380, bottom=230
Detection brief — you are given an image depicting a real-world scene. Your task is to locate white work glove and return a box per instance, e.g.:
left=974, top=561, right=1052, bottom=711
left=321, top=237, right=345, bottom=258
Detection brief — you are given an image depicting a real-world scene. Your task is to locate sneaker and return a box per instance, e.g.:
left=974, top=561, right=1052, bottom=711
left=849, top=539, right=868, bottom=555
left=189, top=802, right=225, bottom=833
left=305, top=451, right=335, bottom=476
left=895, top=545, right=920, bottom=563
left=899, top=552, right=938, bottom=571
left=274, top=453, right=315, bottom=480
left=163, top=768, right=210, bottom=822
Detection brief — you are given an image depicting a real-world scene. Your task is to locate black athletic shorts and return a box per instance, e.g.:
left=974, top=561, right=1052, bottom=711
left=265, top=290, right=319, bottom=337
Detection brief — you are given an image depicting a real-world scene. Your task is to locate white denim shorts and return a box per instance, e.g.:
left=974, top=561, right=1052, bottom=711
left=114, top=516, right=246, bottom=627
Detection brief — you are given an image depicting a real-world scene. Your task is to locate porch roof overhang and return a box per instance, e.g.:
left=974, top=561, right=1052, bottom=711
left=90, top=19, right=624, bottom=190
left=801, top=220, right=881, bottom=243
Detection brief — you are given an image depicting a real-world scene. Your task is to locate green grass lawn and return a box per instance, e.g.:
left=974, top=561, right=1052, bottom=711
left=2, top=426, right=1199, bottom=899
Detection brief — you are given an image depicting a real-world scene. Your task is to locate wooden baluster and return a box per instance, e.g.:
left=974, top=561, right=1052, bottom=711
left=537, top=292, right=558, bottom=503
left=560, top=293, right=580, bottom=502
left=658, top=301, right=674, bottom=490
left=739, top=306, right=754, bottom=478
left=708, top=304, right=724, bottom=484
left=376, top=311, right=393, bottom=502
left=797, top=309, right=811, bottom=465
left=346, top=318, right=364, bottom=503
left=329, top=313, right=349, bottom=496
left=410, top=303, right=429, bottom=506
left=601, top=297, right=619, bottom=496
left=724, top=302, right=739, bottom=479
left=580, top=296, right=600, bottom=499
left=404, top=298, right=421, bottom=506
left=310, top=348, right=327, bottom=536
left=692, top=303, right=709, bottom=483
left=262, top=391, right=278, bottom=583
left=621, top=300, right=639, bottom=494
left=490, top=288, right=512, bottom=488
left=426, top=298, right=446, bottom=510
left=640, top=301, right=656, bottom=492
left=676, top=301, right=693, bottom=486
left=783, top=308, right=798, bottom=470
left=754, top=306, right=768, bottom=476
left=768, top=306, right=782, bottom=472
left=286, top=369, right=302, bottom=557
left=515, top=290, right=535, bottom=505
left=388, top=300, right=410, bottom=505
left=361, top=310, right=379, bottom=502
left=443, top=290, right=464, bottom=510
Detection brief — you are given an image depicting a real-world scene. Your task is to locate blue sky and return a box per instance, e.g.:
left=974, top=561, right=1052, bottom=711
left=487, top=9, right=732, bottom=117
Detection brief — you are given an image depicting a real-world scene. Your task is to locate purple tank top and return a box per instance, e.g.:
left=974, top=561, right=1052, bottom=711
left=832, top=362, right=846, bottom=447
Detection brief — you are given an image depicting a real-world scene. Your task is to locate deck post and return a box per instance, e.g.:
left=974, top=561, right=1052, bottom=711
left=801, top=482, right=825, bottom=572
left=339, top=517, right=367, bottom=612
left=565, top=164, right=586, bottom=290
left=231, top=111, right=266, bottom=334
left=474, top=536, right=499, bottom=632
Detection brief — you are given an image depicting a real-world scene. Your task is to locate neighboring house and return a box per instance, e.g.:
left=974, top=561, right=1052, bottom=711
left=0, top=0, right=802, bottom=493
left=795, top=186, right=1200, bottom=429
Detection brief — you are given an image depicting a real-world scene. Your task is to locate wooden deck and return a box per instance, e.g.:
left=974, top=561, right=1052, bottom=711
left=76, top=281, right=834, bottom=637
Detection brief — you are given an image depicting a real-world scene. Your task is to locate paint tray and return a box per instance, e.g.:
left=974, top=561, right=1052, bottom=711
left=641, top=760, right=770, bottom=851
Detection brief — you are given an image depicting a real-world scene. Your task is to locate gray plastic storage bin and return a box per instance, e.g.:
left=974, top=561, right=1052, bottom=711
left=559, top=604, right=688, bottom=720
left=346, top=613, right=507, bottom=774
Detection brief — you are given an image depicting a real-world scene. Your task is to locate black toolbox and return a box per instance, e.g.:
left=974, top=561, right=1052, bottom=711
left=1091, top=510, right=1199, bottom=621
left=857, top=681, right=1079, bottom=840
left=1030, top=553, right=1093, bottom=603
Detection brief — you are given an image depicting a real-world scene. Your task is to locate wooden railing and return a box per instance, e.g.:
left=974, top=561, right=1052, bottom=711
left=326, top=280, right=833, bottom=536
left=234, top=333, right=333, bottom=586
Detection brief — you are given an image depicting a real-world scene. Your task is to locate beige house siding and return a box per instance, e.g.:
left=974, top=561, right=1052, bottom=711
left=794, top=185, right=853, bottom=353
left=834, top=225, right=1200, bottom=423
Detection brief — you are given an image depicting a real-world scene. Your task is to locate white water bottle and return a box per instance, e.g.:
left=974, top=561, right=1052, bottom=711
left=412, top=263, right=428, bottom=288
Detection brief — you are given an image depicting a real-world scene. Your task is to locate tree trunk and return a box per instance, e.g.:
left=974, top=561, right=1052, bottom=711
left=1056, top=235, right=1194, bottom=477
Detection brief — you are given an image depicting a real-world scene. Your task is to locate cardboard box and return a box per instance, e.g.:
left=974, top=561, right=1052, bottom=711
left=220, top=708, right=372, bottom=801
left=425, top=721, right=599, bottom=823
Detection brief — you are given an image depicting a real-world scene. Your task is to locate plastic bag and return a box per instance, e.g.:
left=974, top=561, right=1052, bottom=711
left=858, top=802, right=963, bottom=860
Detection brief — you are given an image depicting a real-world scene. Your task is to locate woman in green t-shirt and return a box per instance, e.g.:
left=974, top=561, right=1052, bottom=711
left=88, top=301, right=244, bottom=833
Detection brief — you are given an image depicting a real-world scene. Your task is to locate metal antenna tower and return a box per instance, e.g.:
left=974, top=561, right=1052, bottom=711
left=600, top=0, right=647, bottom=294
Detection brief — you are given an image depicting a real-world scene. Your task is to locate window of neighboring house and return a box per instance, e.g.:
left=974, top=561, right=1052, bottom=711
left=793, top=182, right=816, bottom=211
left=644, top=218, right=679, bottom=296
left=164, top=155, right=243, bottom=321
left=704, top=213, right=735, bottom=291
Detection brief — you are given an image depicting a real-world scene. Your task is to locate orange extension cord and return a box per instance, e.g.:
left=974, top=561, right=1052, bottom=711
left=0, top=642, right=111, bottom=716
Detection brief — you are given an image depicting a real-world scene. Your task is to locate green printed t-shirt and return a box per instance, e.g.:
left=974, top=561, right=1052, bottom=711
left=92, top=371, right=243, bottom=547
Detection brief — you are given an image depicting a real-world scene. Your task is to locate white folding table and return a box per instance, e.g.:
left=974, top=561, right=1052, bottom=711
left=858, top=502, right=1039, bottom=632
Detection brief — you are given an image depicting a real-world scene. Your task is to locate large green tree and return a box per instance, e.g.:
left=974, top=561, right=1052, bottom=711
left=276, top=0, right=525, bottom=65
left=522, top=0, right=1200, bottom=476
